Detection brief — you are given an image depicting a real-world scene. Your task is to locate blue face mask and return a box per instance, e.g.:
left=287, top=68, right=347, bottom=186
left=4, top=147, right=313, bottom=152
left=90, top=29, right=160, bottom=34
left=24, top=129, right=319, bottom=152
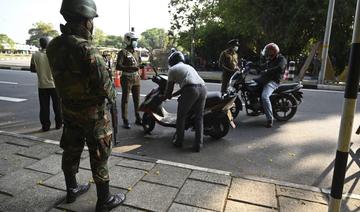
left=131, top=40, right=138, bottom=48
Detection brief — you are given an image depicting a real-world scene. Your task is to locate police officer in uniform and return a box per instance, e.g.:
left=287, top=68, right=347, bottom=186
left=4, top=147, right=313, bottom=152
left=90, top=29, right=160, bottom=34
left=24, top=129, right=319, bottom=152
left=116, top=31, right=142, bottom=129
left=46, top=0, right=125, bottom=211
left=218, top=39, right=240, bottom=93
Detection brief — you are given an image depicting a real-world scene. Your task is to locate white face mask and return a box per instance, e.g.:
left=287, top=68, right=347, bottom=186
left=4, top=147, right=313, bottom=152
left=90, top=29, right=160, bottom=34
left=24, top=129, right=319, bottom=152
left=233, top=46, right=239, bottom=52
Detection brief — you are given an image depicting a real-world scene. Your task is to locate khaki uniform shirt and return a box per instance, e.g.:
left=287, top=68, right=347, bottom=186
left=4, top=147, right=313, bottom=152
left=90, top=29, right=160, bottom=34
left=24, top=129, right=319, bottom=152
left=218, top=49, right=238, bottom=73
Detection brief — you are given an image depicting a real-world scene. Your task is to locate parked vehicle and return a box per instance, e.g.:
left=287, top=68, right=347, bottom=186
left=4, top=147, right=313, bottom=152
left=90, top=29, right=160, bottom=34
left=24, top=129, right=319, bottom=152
left=139, top=68, right=237, bottom=139
left=227, top=60, right=303, bottom=121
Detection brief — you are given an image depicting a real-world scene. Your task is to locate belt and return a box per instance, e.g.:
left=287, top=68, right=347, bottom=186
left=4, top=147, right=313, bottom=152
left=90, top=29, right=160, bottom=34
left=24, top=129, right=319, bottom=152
left=182, top=84, right=204, bottom=89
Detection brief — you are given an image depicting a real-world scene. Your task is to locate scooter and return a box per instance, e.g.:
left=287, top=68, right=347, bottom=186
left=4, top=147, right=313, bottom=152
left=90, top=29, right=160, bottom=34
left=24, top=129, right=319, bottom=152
left=138, top=68, right=236, bottom=139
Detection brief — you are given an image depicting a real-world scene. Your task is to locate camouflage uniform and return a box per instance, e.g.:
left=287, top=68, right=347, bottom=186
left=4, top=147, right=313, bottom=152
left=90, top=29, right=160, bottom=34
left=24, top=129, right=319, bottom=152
left=47, top=22, right=116, bottom=184
left=219, top=49, right=238, bottom=93
left=116, top=47, right=141, bottom=123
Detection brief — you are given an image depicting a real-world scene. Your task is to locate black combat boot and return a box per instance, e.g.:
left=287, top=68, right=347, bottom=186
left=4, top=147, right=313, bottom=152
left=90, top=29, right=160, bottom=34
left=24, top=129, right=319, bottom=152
left=122, top=119, right=131, bottom=129
left=95, top=182, right=126, bottom=212
left=64, top=173, right=90, bottom=203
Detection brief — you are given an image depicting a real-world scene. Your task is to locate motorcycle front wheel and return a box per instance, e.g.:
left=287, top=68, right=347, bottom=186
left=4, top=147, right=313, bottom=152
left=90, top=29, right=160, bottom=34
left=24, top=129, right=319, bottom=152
left=272, top=93, right=297, bottom=121
left=207, top=113, right=230, bottom=139
left=142, top=112, right=155, bottom=133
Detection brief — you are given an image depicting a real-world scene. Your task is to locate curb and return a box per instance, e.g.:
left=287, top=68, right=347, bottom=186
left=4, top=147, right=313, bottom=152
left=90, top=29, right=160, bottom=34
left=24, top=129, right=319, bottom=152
left=0, top=66, right=30, bottom=71
left=1, top=130, right=360, bottom=200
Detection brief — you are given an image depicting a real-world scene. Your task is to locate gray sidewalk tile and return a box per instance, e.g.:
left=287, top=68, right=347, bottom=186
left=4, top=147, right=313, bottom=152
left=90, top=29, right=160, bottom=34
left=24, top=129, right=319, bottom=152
left=57, top=184, right=126, bottom=212
left=341, top=197, right=360, bottom=212
left=168, top=203, right=214, bottom=212
left=49, top=208, right=66, bottom=212
left=116, top=158, right=155, bottom=171
left=278, top=196, right=327, bottom=212
left=124, top=181, right=178, bottom=212
left=17, top=143, right=62, bottom=159
left=0, top=154, right=38, bottom=175
left=43, top=168, right=93, bottom=191
left=276, top=185, right=328, bottom=204
left=143, top=164, right=191, bottom=188
left=189, top=170, right=231, bottom=186
left=109, top=166, right=146, bottom=190
left=0, top=142, right=28, bottom=155
left=0, top=193, right=12, bottom=211
left=112, top=205, right=147, bottom=212
left=1, top=185, right=66, bottom=212
left=0, top=168, right=51, bottom=196
left=26, top=154, right=62, bottom=174
left=228, top=178, right=277, bottom=209
left=6, top=137, right=41, bottom=147
left=175, top=179, right=228, bottom=211
left=225, top=200, right=277, bottom=212
left=80, top=155, right=123, bottom=170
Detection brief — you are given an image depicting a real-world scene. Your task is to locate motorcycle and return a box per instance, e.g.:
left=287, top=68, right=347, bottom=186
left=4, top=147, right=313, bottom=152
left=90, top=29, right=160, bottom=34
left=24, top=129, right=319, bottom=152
left=139, top=68, right=237, bottom=139
left=227, top=60, right=303, bottom=121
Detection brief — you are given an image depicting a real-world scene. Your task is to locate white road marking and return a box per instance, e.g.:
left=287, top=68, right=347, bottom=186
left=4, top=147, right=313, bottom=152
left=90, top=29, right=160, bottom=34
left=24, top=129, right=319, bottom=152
left=0, top=81, right=18, bottom=85
left=0, top=96, right=27, bottom=102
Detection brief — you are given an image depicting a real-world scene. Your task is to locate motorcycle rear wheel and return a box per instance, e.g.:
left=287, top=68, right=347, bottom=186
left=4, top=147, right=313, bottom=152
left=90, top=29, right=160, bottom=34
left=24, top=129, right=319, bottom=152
left=142, top=112, right=155, bottom=133
left=207, top=114, right=230, bottom=139
left=272, top=93, right=297, bottom=121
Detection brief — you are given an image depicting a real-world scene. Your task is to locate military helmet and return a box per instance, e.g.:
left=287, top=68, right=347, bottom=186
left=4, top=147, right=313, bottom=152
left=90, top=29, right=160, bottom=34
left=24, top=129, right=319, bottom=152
left=124, top=32, right=139, bottom=46
left=60, top=0, right=99, bottom=21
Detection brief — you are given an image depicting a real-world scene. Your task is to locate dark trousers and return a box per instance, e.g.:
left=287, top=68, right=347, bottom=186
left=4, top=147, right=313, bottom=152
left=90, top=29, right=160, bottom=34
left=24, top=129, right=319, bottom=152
left=121, top=75, right=141, bottom=121
left=38, top=88, right=62, bottom=129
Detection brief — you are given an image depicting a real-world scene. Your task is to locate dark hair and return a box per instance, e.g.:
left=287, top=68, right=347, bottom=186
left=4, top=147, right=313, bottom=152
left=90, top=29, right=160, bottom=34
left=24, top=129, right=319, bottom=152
left=39, top=37, right=50, bottom=49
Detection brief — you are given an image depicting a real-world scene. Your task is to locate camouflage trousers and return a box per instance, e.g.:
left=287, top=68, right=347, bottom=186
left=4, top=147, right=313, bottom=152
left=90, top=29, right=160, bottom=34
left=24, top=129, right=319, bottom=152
left=60, top=111, right=112, bottom=184
left=121, top=74, right=141, bottom=121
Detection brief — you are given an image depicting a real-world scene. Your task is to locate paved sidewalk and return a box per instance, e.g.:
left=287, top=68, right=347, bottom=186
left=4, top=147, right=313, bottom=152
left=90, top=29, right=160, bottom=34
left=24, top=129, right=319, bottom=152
left=1, top=131, right=360, bottom=212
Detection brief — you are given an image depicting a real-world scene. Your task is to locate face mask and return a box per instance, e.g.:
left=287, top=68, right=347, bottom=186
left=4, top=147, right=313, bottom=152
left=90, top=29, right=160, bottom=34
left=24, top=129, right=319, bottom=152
left=131, top=40, right=138, bottom=48
left=233, top=46, right=239, bottom=52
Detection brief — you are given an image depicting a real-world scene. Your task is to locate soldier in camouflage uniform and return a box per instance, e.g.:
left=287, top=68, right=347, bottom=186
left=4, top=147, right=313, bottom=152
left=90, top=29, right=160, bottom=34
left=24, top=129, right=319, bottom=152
left=218, top=39, right=240, bottom=93
left=116, top=32, right=142, bottom=129
left=46, top=0, right=125, bottom=211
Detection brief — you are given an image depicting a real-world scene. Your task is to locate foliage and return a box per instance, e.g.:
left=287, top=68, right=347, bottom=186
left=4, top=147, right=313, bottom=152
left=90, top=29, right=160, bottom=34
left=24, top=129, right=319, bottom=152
left=0, top=34, right=15, bottom=50
left=138, top=28, right=168, bottom=50
left=26, top=22, right=59, bottom=47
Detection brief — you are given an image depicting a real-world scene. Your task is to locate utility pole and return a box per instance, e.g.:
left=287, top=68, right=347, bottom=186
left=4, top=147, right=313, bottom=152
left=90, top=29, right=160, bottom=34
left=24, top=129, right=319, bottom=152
left=128, top=0, right=131, bottom=31
left=318, top=0, right=336, bottom=84
left=328, top=0, right=360, bottom=211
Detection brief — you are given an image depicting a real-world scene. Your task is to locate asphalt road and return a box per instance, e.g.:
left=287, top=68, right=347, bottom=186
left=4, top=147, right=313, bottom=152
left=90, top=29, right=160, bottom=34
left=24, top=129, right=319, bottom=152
left=1, top=68, right=360, bottom=195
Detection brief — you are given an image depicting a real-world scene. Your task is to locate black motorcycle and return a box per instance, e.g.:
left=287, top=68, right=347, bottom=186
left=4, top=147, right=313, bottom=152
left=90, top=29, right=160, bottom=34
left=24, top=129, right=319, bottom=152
left=139, top=68, right=237, bottom=139
left=227, top=60, right=303, bottom=121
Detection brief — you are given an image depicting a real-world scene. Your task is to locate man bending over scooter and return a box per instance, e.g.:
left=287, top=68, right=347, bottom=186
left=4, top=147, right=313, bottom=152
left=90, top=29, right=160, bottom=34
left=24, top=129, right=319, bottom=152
left=163, top=51, right=207, bottom=152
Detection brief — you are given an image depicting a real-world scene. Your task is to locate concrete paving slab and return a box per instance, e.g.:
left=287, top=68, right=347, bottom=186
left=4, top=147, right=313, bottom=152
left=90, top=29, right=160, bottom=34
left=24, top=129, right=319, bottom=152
left=0, top=142, right=28, bottom=156
left=168, top=203, right=213, bottom=212
left=225, top=200, right=276, bottom=212
left=143, top=164, right=191, bottom=188
left=116, top=158, right=155, bottom=171
left=189, top=170, right=231, bottom=186
left=5, top=137, right=41, bottom=147
left=17, top=143, right=62, bottom=159
left=228, top=178, right=277, bottom=209
left=1, top=185, right=66, bottom=212
left=276, top=185, right=328, bottom=204
left=341, top=197, right=360, bottom=212
left=124, top=181, right=178, bottom=212
left=112, top=205, right=147, bottom=212
left=278, top=196, right=327, bottom=212
left=80, top=155, right=123, bottom=170
left=48, top=208, right=65, bottom=212
left=43, top=168, right=93, bottom=191
left=0, top=168, right=51, bottom=196
left=0, top=154, right=38, bottom=175
left=0, top=193, right=12, bottom=211
left=26, top=154, right=62, bottom=174
left=57, top=184, right=126, bottom=212
left=175, top=179, right=228, bottom=211
left=109, top=166, right=146, bottom=190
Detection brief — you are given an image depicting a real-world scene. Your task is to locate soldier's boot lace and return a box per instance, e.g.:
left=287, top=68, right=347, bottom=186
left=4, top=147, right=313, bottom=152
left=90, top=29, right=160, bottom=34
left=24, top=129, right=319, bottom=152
left=96, top=182, right=125, bottom=212
left=64, top=174, right=90, bottom=203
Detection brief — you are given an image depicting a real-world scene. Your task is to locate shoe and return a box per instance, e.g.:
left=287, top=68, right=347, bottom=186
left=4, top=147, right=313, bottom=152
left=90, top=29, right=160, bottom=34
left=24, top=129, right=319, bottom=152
left=135, top=118, right=142, bottom=126
left=96, top=182, right=125, bottom=212
left=66, top=183, right=91, bottom=203
left=42, top=126, right=50, bottom=132
left=122, top=120, right=131, bottom=129
left=192, top=143, right=203, bottom=152
left=265, top=120, right=273, bottom=128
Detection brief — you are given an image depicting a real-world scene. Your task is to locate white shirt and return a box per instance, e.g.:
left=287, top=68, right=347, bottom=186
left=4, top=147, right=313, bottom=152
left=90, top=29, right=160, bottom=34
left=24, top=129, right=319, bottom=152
left=31, top=49, right=55, bottom=88
left=168, top=62, right=205, bottom=88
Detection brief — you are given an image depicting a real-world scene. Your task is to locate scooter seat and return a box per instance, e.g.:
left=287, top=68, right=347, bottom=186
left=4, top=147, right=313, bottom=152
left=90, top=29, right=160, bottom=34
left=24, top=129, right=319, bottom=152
left=205, top=91, right=222, bottom=107
left=275, top=83, right=301, bottom=92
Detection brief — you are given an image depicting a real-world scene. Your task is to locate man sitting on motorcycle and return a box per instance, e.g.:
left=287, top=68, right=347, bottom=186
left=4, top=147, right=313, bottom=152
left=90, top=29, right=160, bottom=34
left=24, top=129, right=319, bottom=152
left=255, top=43, right=287, bottom=128
left=163, top=51, right=207, bottom=152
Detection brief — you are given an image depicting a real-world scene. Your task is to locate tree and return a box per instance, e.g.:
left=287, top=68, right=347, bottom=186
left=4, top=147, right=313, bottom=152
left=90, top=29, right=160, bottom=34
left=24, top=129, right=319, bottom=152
left=138, top=28, right=168, bottom=50
left=0, top=34, right=15, bottom=50
left=93, top=28, right=107, bottom=47
left=103, top=35, right=123, bottom=49
left=26, top=22, right=59, bottom=47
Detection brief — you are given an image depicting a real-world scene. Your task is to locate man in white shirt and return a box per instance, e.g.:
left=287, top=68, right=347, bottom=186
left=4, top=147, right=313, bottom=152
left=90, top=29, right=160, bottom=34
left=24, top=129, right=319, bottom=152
left=164, top=51, right=207, bottom=152
left=30, top=37, right=62, bottom=131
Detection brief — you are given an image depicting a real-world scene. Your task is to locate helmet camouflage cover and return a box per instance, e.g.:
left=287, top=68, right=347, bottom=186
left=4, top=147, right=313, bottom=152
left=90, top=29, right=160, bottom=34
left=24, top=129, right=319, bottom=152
left=60, top=0, right=99, bottom=20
